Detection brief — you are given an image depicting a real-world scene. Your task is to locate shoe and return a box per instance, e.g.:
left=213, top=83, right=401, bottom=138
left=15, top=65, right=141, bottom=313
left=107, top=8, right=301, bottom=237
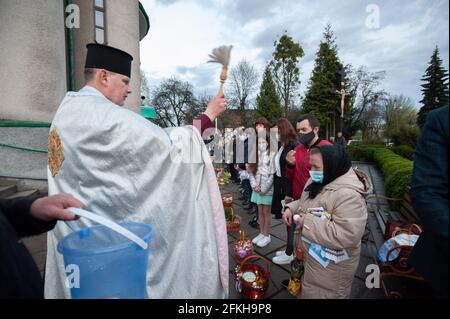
left=272, top=252, right=294, bottom=265
left=256, top=235, right=271, bottom=248
left=275, top=250, right=286, bottom=256
left=243, top=203, right=254, bottom=210
left=249, top=220, right=259, bottom=228
left=252, top=233, right=264, bottom=244
left=238, top=196, right=245, bottom=201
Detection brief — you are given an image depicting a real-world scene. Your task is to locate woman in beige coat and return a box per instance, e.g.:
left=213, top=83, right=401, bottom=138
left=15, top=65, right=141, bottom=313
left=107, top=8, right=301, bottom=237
left=283, top=144, right=372, bottom=299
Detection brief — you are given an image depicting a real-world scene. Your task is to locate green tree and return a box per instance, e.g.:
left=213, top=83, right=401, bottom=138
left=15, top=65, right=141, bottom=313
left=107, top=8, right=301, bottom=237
left=383, top=95, right=420, bottom=148
left=340, top=64, right=358, bottom=138
left=417, top=46, right=449, bottom=128
left=270, top=31, right=304, bottom=116
left=255, top=66, right=282, bottom=122
left=302, top=24, right=341, bottom=128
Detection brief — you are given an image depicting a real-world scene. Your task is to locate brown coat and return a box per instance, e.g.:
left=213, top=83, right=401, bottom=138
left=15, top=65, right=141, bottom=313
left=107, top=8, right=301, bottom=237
left=285, top=168, right=373, bottom=299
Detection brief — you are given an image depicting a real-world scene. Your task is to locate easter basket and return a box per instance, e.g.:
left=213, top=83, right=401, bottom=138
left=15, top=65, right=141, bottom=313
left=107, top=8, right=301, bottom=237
left=217, top=169, right=231, bottom=186
left=234, top=231, right=253, bottom=263
left=223, top=194, right=240, bottom=232
left=233, top=255, right=270, bottom=299
left=221, top=194, right=233, bottom=208
left=225, top=206, right=240, bottom=233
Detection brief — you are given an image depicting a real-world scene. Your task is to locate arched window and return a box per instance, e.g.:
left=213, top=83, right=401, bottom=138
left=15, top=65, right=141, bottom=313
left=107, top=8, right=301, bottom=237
left=94, top=0, right=106, bottom=44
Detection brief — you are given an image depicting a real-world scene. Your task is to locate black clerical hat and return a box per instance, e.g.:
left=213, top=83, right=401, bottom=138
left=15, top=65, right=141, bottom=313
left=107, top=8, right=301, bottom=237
left=85, top=43, right=133, bottom=77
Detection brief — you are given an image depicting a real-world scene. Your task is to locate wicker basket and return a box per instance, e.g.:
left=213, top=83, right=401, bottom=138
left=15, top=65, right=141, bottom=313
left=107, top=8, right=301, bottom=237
left=234, top=255, right=270, bottom=299
left=223, top=195, right=240, bottom=232
left=222, top=194, right=233, bottom=208
left=226, top=209, right=241, bottom=233
left=234, top=231, right=253, bottom=263
left=217, top=169, right=231, bottom=186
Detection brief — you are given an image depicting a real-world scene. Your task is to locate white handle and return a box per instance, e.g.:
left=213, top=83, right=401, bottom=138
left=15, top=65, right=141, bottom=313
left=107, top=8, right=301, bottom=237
left=68, top=208, right=148, bottom=250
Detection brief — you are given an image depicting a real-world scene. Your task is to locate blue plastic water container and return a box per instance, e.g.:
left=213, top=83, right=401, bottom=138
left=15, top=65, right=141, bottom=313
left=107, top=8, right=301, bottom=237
left=58, top=221, right=153, bottom=299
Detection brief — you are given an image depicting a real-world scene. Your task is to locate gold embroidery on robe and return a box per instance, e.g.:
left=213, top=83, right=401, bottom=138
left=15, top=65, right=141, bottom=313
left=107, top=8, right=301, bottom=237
left=48, top=128, right=64, bottom=177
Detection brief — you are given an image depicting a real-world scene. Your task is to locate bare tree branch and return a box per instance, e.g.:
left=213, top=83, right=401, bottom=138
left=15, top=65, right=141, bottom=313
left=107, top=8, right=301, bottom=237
left=226, top=59, right=259, bottom=126
left=151, top=77, right=198, bottom=127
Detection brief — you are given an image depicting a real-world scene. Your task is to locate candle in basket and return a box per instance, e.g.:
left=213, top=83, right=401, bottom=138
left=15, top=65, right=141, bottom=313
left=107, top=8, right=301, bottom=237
left=234, top=230, right=253, bottom=262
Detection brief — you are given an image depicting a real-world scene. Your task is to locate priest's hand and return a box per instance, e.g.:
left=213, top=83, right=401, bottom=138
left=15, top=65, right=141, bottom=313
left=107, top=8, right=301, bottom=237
left=30, top=193, right=84, bottom=222
left=204, top=93, right=227, bottom=123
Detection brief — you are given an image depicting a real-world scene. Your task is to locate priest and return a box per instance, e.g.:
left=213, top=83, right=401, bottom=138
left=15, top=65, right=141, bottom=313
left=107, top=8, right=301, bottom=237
left=44, top=43, right=229, bottom=299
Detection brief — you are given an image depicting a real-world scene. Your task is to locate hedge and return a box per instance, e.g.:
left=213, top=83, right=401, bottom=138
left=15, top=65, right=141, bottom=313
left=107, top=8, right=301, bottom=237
left=347, top=144, right=385, bottom=162
left=373, top=148, right=413, bottom=199
left=390, top=145, right=414, bottom=160
left=347, top=145, right=413, bottom=210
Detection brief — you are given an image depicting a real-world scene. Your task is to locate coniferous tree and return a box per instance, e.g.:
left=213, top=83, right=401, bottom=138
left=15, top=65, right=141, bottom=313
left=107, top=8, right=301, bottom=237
left=302, top=24, right=341, bottom=127
left=255, top=66, right=282, bottom=122
left=417, top=46, right=449, bottom=128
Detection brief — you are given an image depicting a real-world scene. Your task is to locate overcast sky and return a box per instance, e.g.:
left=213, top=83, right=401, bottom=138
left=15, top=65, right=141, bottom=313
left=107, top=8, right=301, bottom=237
left=139, top=0, right=449, bottom=108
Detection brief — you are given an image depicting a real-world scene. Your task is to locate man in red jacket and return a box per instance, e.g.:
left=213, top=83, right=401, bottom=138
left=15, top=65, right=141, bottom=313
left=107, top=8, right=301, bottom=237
left=285, top=114, right=332, bottom=200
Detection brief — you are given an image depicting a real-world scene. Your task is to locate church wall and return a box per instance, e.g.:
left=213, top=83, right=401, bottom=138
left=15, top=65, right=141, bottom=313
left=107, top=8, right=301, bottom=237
left=0, top=0, right=67, bottom=122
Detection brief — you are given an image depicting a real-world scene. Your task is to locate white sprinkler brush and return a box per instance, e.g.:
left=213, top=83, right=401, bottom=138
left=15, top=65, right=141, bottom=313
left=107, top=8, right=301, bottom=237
left=208, top=45, right=233, bottom=95
left=208, top=45, right=233, bottom=130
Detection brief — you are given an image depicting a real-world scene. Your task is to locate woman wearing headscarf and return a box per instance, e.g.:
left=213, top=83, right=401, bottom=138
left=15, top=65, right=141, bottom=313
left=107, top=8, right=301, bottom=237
left=282, top=144, right=373, bottom=298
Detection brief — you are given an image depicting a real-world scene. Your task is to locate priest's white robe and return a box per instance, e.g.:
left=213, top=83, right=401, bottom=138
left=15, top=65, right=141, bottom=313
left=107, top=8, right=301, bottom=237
left=44, top=86, right=228, bottom=299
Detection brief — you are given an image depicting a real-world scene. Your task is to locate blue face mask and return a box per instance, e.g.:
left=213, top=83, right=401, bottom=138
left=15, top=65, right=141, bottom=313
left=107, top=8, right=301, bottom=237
left=309, top=171, right=324, bottom=183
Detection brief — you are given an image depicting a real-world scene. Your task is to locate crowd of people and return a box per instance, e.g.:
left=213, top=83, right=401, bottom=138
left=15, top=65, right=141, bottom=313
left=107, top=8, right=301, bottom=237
left=227, top=114, right=372, bottom=298
left=225, top=106, right=448, bottom=299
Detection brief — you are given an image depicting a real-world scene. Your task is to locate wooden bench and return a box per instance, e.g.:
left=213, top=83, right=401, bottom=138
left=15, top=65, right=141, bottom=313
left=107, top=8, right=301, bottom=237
left=365, top=187, right=428, bottom=298
left=366, top=187, right=420, bottom=246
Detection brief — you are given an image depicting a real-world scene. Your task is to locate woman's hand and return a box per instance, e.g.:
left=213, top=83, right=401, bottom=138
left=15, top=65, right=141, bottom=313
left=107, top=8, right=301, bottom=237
left=293, top=213, right=305, bottom=230
left=253, top=186, right=261, bottom=193
left=282, top=208, right=293, bottom=226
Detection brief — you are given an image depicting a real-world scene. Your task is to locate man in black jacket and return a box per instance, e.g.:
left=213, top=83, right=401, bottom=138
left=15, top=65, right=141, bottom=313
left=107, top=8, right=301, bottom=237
left=0, top=193, right=83, bottom=299
left=410, top=105, right=449, bottom=297
left=335, top=131, right=347, bottom=148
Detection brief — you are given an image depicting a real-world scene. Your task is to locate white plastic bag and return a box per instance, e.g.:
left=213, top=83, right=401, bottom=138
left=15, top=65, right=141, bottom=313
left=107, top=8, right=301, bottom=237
left=377, top=233, right=419, bottom=263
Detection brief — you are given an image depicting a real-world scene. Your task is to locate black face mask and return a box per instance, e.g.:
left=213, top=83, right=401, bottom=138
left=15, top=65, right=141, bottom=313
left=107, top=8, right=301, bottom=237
left=298, top=131, right=315, bottom=146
